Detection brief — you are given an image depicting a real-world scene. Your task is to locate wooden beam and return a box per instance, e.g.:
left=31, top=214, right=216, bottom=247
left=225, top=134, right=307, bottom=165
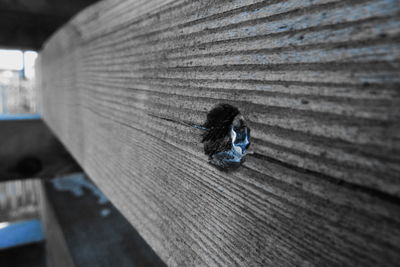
left=38, top=0, right=400, bottom=266
left=0, top=115, right=81, bottom=181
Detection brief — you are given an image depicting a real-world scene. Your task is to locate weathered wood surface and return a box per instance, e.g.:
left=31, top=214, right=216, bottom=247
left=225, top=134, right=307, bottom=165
left=0, top=117, right=82, bottom=181
left=38, top=0, right=400, bottom=266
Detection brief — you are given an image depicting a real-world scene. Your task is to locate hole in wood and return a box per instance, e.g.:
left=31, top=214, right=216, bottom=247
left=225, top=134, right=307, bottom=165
left=201, top=103, right=251, bottom=171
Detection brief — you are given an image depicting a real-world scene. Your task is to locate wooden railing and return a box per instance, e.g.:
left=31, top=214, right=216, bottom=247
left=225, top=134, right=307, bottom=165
left=37, top=0, right=400, bottom=266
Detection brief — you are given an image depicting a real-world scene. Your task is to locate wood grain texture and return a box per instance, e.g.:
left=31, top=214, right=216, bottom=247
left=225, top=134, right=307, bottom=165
left=38, top=0, right=400, bottom=266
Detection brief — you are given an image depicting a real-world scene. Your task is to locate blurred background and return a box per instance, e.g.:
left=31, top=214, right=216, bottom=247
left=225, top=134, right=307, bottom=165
left=0, top=49, right=37, bottom=114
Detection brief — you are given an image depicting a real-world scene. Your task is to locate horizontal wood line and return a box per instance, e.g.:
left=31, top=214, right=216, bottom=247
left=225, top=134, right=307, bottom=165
left=105, top=0, right=190, bottom=28
left=85, top=87, right=399, bottom=132
left=113, top=0, right=268, bottom=35
left=249, top=152, right=400, bottom=205
left=82, top=37, right=400, bottom=67
left=82, top=81, right=399, bottom=126
left=81, top=94, right=399, bottom=179
left=176, top=0, right=375, bottom=33
left=147, top=110, right=400, bottom=167
left=79, top=7, right=396, bottom=62
left=84, top=88, right=397, bottom=121
left=172, top=0, right=319, bottom=30
left=77, top=0, right=210, bottom=44
left=78, top=55, right=400, bottom=71
left=79, top=89, right=399, bottom=163
left=86, top=100, right=400, bottom=245
left=251, top=134, right=399, bottom=176
left=244, top=157, right=400, bottom=221
left=80, top=64, right=399, bottom=95
left=86, top=100, right=391, bottom=213
left=104, top=151, right=326, bottom=266
left=79, top=74, right=400, bottom=89
left=84, top=16, right=400, bottom=59
left=77, top=60, right=400, bottom=73
left=80, top=0, right=344, bottom=45
left=45, top=97, right=400, bottom=264
left=81, top=0, right=375, bottom=50
left=91, top=121, right=400, bottom=264
left=83, top=76, right=400, bottom=101
left=81, top=0, right=178, bottom=34
left=250, top=126, right=400, bottom=163
left=240, top=165, right=400, bottom=251
left=81, top=97, right=400, bottom=201
left=78, top=72, right=400, bottom=88
left=252, top=138, right=400, bottom=196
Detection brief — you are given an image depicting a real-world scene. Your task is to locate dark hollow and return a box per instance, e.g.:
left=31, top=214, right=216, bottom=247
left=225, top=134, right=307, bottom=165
left=16, top=157, right=43, bottom=177
left=202, top=103, right=240, bottom=154
left=201, top=103, right=250, bottom=171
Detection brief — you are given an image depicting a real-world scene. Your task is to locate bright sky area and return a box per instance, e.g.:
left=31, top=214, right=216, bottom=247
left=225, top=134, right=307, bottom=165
left=0, top=49, right=38, bottom=79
